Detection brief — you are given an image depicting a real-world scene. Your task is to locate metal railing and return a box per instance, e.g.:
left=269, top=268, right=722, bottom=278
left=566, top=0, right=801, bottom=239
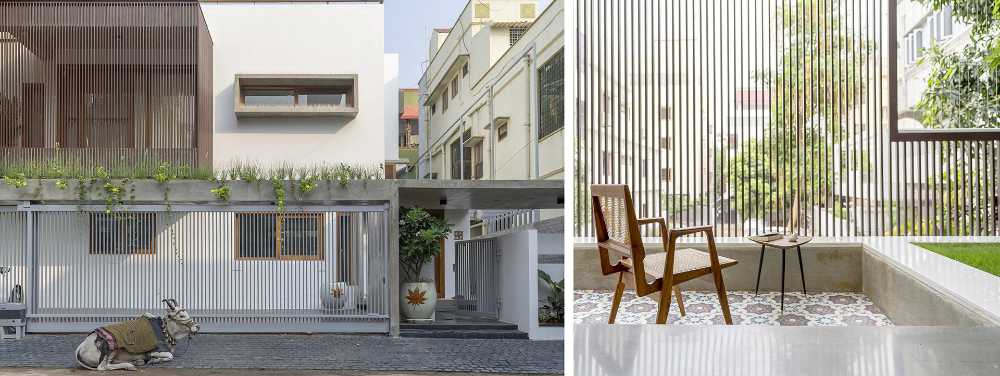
left=454, top=237, right=501, bottom=318
left=574, top=0, right=999, bottom=237
left=480, top=209, right=535, bottom=236
left=2, top=204, right=390, bottom=333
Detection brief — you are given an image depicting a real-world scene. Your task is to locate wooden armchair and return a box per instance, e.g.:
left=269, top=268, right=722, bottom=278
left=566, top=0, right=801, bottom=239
left=591, top=184, right=738, bottom=325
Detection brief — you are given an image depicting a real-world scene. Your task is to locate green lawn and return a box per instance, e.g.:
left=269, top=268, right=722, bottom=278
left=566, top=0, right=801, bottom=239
left=913, top=243, right=1000, bottom=277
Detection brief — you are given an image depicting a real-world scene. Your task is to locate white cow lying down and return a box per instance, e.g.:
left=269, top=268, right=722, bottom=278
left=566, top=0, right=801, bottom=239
left=75, top=299, right=200, bottom=371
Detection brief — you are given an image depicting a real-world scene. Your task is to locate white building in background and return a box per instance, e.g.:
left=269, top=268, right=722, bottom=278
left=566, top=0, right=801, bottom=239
left=202, top=0, right=395, bottom=168
left=418, top=0, right=564, bottom=182
left=416, top=0, right=564, bottom=340
left=896, top=1, right=966, bottom=129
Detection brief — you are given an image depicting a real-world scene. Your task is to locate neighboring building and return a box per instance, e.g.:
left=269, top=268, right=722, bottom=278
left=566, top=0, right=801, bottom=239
left=415, top=0, right=565, bottom=340
left=397, top=88, right=420, bottom=178
left=896, top=2, right=965, bottom=130
left=417, top=0, right=564, bottom=182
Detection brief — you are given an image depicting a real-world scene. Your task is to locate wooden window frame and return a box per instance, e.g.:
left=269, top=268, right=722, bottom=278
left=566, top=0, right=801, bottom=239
left=88, top=212, right=157, bottom=255
left=234, top=212, right=325, bottom=261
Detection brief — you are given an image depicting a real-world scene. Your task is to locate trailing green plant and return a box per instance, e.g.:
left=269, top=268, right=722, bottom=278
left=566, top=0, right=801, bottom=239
left=210, top=182, right=231, bottom=201
left=55, top=178, right=68, bottom=190
left=102, top=181, right=126, bottom=213
left=538, top=270, right=565, bottom=324
left=399, top=207, right=452, bottom=283
left=299, top=174, right=318, bottom=194
left=2, top=172, right=27, bottom=189
left=270, top=177, right=287, bottom=212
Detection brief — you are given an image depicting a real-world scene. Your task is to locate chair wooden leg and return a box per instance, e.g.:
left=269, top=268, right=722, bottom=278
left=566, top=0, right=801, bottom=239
left=608, top=273, right=625, bottom=324
left=712, top=265, right=733, bottom=325
left=673, top=286, right=686, bottom=317
left=655, top=276, right=674, bottom=324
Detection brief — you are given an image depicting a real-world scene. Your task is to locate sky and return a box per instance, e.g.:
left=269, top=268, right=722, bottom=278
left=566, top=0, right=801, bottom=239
left=385, top=0, right=552, bottom=89
left=385, top=0, right=470, bottom=89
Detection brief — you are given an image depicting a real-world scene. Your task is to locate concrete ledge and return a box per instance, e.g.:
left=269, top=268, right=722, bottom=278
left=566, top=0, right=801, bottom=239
left=574, top=241, right=862, bottom=293
left=0, top=179, right=396, bottom=204
left=863, top=247, right=1000, bottom=326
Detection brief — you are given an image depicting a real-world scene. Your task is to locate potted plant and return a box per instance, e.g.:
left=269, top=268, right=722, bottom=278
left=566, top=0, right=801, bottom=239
left=399, top=207, right=451, bottom=321
left=538, top=270, right=564, bottom=325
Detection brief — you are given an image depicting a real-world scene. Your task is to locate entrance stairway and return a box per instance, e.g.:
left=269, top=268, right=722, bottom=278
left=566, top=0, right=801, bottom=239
left=399, top=300, right=528, bottom=339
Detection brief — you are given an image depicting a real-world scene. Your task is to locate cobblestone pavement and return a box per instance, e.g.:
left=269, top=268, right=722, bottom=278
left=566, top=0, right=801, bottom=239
left=0, top=368, right=560, bottom=376
left=0, top=334, right=563, bottom=374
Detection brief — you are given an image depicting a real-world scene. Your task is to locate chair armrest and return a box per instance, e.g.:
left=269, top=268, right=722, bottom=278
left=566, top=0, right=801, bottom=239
left=668, top=225, right=714, bottom=237
left=637, top=217, right=666, bottom=226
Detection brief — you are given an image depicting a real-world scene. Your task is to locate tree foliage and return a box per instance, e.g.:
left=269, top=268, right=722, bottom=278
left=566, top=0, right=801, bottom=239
left=728, top=0, right=875, bottom=225
left=399, top=207, right=451, bottom=283
left=916, top=0, right=999, bottom=129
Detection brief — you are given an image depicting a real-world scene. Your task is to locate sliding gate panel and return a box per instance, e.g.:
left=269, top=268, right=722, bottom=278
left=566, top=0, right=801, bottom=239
left=23, top=205, right=389, bottom=333
left=0, top=210, right=27, bottom=306
left=454, top=238, right=501, bottom=318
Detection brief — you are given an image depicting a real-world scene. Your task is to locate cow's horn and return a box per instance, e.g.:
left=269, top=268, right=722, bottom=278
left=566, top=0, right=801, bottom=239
left=162, top=299, right=177, bottom=310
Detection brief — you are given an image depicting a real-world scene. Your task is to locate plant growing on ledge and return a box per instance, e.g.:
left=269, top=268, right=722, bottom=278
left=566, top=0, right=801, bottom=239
left=398, top=207, right=451, bottom=321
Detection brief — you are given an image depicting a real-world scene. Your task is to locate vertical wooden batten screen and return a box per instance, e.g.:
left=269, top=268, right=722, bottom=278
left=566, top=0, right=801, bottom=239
left=0, top=1, right=213, bottom=169
left=575, top=0, right=999, bottom=238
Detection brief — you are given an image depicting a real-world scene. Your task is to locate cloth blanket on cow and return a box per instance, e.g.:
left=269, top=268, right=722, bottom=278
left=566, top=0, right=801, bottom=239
left=94, top=317, right=169, bottom=354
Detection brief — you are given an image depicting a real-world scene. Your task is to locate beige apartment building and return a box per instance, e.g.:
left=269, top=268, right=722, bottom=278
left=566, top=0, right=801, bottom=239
left=417, top=0, right=564, bottom=182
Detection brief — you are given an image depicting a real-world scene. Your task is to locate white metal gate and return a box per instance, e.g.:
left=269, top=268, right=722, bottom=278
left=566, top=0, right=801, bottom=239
left=454, top=238, right=501, bottom=318
left=0, top=204, right=390, bottom=333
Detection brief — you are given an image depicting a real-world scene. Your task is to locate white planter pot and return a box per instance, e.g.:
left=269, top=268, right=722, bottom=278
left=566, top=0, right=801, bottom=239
left=321, top=282, right=358, bottom=310
left=400, top=282, right=436, bottom=321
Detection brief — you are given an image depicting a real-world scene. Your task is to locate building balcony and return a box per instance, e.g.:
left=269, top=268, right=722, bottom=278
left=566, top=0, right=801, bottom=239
left=0, top=1, right=214, bottom=168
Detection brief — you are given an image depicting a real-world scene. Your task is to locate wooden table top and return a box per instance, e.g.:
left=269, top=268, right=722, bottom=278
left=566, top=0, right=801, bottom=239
left=746, top=235, right=813, bottom=248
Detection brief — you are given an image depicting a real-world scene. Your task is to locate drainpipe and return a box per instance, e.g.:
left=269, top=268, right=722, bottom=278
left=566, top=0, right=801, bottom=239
left=524, top=55, right=533, bottom=180
left=489, top=86, right=496, bottom=180
left=529, top=45, right=540, bottom=181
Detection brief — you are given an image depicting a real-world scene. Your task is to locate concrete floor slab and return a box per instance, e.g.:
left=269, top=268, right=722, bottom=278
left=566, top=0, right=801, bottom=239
left=575, top=324, right=1000, bottom=376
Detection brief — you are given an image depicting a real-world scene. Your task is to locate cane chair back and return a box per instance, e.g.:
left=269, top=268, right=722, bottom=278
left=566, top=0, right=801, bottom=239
left=591, top=184, right=658, bottom=296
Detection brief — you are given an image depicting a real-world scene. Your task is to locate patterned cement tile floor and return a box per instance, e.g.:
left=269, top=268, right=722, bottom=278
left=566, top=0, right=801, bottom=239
left=575, top=290, right=893, bottom=326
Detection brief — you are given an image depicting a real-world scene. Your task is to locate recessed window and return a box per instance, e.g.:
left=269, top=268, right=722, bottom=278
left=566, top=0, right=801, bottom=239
left=235, top=74, right=358, bottom=118
left=431, top=102, right=437, bottom=114
left=451, top=77, right=459, bottom=98
left=496, top=117, right=509, bottom=141
left=462, top=63, right=469, bottom=77
left=90, top=212, right=156, bottom=255
left=242, top=87, right=349, bottom=107
left=537, top=49, right=564, bottom=140
left=235, top=213, right=324, bottom=260
left=442, top=88, right=449, bottom=111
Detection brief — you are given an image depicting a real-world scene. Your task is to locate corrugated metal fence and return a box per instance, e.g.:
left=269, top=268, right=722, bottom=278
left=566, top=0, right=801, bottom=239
left=0, top=204, right=390, bottom=333
left=454, top=237, right=501, bottom=318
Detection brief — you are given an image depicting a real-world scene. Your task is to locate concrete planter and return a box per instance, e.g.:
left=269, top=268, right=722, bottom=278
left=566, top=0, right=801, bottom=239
left=0, top=179, right=397, bottom=204
left=400, top=282, right=436, bottom=321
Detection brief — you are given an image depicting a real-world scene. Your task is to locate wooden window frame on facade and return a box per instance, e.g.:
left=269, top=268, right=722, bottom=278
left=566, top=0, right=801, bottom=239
left=234, top=212, right=325, bottom=261
left=88, top=212, right=157, bottom=255
left=239, top=85, right=354, bottom=108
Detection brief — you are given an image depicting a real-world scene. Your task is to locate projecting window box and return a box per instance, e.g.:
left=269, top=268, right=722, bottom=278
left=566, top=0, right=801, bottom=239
left=234, top=74, right=358, bottom=118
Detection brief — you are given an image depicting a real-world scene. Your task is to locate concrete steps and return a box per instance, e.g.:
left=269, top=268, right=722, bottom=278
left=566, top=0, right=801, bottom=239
left=400, top=321, right=528, bottom=339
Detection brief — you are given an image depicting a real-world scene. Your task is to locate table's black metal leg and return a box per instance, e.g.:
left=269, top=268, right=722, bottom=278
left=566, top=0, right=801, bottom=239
left=780, top=248, right=786, bottom=312
left=797, top=246, right=807, bottom=295
left=755, top=245, right=765, bottom=295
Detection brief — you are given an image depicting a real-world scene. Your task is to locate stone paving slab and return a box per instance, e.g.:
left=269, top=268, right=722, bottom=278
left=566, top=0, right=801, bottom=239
left=0, top=368, right=561, bottom=376
left=0, top=334, right=563, bottom=374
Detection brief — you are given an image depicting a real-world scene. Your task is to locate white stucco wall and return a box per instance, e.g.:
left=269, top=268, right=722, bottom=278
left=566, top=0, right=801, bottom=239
left=384, top=53, right=400, bottom=161
left=497, top=229, right=537, bottom=334
left=201, top=2, right=386, bottom=169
